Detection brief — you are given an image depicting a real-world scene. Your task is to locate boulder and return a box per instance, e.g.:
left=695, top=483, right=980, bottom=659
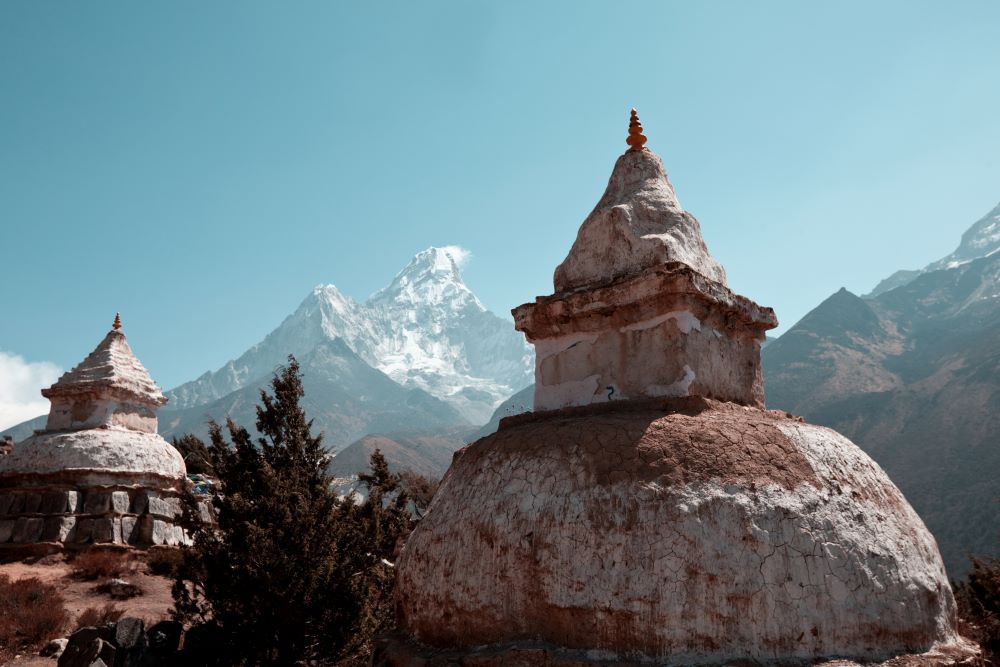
left=98, top=639, right=116, bottom=667
left=97, top=578, right=142, bottom=600
left=41, top=637, right=68, bottom=658
left=146, top=620, right=182, bottom=655
left=58, top=627, right=103, bottom=667
left=114, top=617, right=147, bottom=667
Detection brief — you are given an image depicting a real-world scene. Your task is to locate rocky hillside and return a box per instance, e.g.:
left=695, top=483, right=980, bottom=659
left=763, top=202, right=1000, bottom=578
left=869, top=201, right=1000, bottom=296
left=329, top=429, right=468, bottom=483
left=159, top=338, right=468, bottom=450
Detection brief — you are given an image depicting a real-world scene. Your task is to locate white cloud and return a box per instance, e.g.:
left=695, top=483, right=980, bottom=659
left=0, top=351, right=62, bottom=432
left=440, top=245, right=472, bottom=269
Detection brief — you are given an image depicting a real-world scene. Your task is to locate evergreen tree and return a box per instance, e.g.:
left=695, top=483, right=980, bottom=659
left=956, top=556, right=1000, bottom=661
left=171, top=434, right=214, bottom=476
left=173, top=356, right=410, bottom=666
left=398, top=471, right=439, bottom=520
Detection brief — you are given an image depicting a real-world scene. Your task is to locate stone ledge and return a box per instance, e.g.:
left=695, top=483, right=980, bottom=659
left=0, top=468, right=186, bottom=490
left=495, top=396, right=803, bottom=433
left=511, top=264, right=778, bottom=410
left=373, top=633, right=980, bottom=667
left=513, top=262, right=777, bottom=341
left=0, top=488, right=184, bottom=519
left=0, top=486, right=208, bottom=548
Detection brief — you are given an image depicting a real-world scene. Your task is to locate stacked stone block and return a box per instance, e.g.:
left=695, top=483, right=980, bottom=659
left=0, top=317, right=196, bottom=552
left=0, top=486, right=193, bottom=549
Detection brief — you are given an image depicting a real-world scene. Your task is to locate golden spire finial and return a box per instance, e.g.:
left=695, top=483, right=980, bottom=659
left=112, top=312, right=122, bottom=331
left=626, top=108, right=647, bottom=151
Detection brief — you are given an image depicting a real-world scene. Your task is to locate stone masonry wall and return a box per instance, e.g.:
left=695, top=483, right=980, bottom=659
left=0, top=486, right=201, bottom=548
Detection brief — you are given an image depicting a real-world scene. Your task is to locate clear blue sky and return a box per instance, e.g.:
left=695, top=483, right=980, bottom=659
left=2, top=1, right=999, bottom=399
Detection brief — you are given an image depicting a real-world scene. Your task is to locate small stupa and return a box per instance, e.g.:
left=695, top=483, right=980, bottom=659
left=380, top=112, right=974, bottom=666
left=0, top=314, right=189, bottom=549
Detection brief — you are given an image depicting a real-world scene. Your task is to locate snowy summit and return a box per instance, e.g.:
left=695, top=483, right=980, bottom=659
left=166, top=246, right=533, bottom=425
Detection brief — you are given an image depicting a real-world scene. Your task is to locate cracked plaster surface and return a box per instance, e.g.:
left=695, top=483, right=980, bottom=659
left=514, top=264, right=776, bottom=411
left=396, top=400, right=958, bottom=665
left=553, top=148, right=727, bottom=292
left=0, top=429, right=186, bottom=481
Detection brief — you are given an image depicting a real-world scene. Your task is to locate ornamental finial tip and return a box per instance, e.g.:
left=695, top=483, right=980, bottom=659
left=626, top=108, right=647, bottom=151
left=112, top=312, right=122, bottom=331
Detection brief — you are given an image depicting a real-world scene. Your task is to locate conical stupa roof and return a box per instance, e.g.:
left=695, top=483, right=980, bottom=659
left=42, top=316, right=167, bottom=406
left=553, top=110, right=727, bottom=292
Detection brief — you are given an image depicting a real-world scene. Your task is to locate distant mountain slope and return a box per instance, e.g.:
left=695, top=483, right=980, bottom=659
left=0, top=415, right=45, bottom=443
left=763, top=288, right=903, bottom=415
left=764, top=207, right=1000, bottom=578
left=329, top=429, right=468, bottom=482
left=159, top=338, right=468, bottom=451
left=468, top=384, right=534, bottom=441
left=868, top=201, right=1000, bottom=297
left=165, top=247, right=532, bottom=424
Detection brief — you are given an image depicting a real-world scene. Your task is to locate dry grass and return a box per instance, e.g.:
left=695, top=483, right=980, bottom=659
left=0, top=574, right=71, bottom=661
left=144, top=548, right=185, bottom=578
left=75, top=603, right=125, bottom=629
left=69, top=549, right=137, bottom=581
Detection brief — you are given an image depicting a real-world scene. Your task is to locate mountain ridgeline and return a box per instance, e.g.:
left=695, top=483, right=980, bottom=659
left=155, top=246, right=533, bottom=449
left=459, top=202, right=1000, bottom=579
left=763, top=201, right=1000, bottom=578
left=3, top=210, right=997, bottom=582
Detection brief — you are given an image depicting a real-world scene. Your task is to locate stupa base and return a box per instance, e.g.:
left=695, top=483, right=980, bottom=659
left=0, top=480, right=208, bottom=549
left=373, top=633, right=980, bottom=667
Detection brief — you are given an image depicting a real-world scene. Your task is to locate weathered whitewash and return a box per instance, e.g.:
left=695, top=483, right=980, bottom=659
left=380, top=111, right=975, bottom=667
left=0, top=315, right=192, bottom=550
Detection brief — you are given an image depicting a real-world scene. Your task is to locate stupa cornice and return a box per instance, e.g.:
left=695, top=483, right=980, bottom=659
left=514, top=261, right=778, bottom=342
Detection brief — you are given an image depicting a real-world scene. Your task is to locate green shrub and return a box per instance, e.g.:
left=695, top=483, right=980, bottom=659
left=145, top=547, right=185, bottom=578
left=956, top=555, right=1000, bottom=662
left=172, top=356, right=411, bottom=665
left=172, top=433, right=215, bottom=476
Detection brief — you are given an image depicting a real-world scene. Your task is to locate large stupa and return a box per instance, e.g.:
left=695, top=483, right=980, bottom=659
left=0, top=315, right=190, bottom=549
left=379, top=112, right=974, bottom=666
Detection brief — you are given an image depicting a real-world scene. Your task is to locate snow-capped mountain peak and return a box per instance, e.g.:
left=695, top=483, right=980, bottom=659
left=868, top=200, right=1000, bottom=297
left=925, top=202, right=1000, bottom=272
left=369, top=246, right=484, bottom=311
left=165, top=246, right=532, bottom=425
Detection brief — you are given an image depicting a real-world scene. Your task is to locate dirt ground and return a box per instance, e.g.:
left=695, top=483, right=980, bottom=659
left=0, top=553, right=175, bottom=666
